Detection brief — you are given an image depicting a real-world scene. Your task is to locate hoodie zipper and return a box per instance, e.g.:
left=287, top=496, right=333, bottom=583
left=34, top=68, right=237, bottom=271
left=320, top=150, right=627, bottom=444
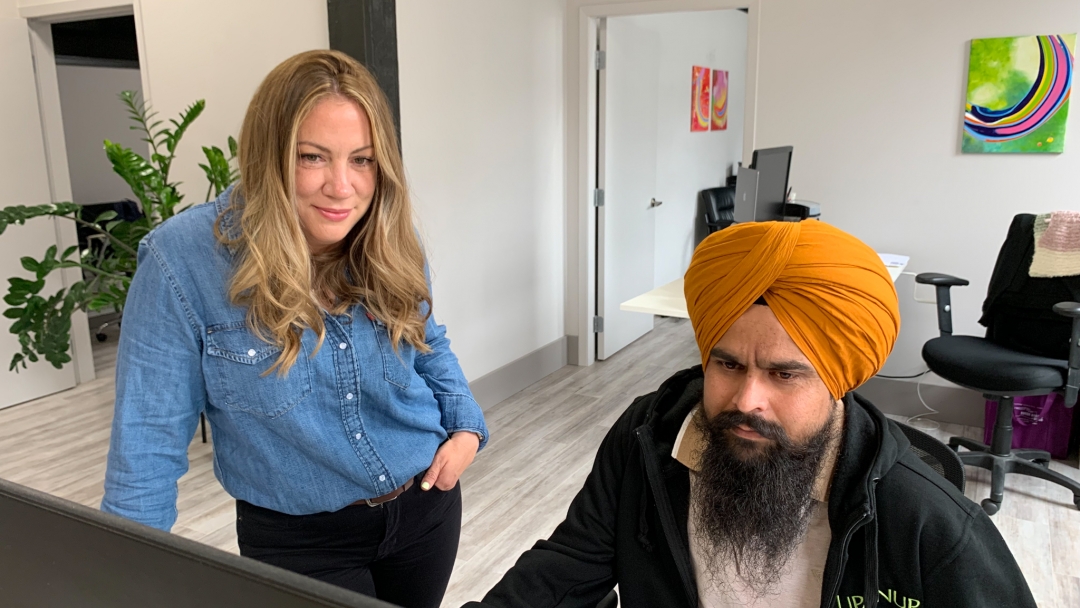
left=635, top=426, right=698, bottom=607
left=822, top=475, right=880, bottom=608
left=822, top=508, right=871, bottom=607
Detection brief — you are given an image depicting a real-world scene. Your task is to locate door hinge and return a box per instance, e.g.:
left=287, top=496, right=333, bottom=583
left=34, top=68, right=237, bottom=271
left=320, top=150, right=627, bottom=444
left=593, top=188, right=605, bottom=207
left=593, top=316, right=604, bottom=333
left=595, top=50, right=606, bottom=70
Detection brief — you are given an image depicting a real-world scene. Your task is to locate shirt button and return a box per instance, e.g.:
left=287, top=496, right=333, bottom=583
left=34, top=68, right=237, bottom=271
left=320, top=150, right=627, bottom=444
left=378, top=475, right=386, bottom=482
left=355, top=433, right=362, bottom=440
left=346, top=393, right=354, bottom=400
left=339, top=342, right=347, bottom=350
left=247, top=349, right=256, bottom=357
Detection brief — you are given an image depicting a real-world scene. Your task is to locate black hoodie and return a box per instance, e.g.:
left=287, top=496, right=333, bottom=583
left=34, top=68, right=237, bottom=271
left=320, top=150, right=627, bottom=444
left=465, top=367, right=1035, bottom=608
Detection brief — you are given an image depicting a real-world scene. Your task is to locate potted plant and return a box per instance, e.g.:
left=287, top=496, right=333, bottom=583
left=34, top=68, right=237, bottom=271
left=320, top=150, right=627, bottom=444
left=0, top=91, right=237, bottom=372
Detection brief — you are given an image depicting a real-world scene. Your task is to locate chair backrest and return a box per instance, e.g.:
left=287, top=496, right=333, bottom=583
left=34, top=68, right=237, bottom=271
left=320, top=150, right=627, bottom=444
left=699, top=186, right=735, bottom=233
left=896, top=423, right=965, bottom=493
left=980, top=213, right=1080, bottom=359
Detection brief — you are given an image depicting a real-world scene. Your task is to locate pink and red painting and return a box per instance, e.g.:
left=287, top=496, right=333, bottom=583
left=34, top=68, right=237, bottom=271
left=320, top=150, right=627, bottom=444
left=691, top=66, right=711, bottom=132
left=711, top=69, right=728, bottom=130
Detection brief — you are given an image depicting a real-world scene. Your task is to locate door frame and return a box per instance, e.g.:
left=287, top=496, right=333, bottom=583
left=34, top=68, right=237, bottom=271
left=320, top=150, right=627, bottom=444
left=565, top=0, right=760, bottom=367
left=20, top=0, right=151, bottom=384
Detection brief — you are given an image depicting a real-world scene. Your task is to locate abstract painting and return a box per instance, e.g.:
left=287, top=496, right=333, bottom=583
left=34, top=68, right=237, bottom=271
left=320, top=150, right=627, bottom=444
left=711, top=69, right=728, bottom=130
left=963, top=34, right=1075, bottom=153
left=691, top=66, right=711, bottom=132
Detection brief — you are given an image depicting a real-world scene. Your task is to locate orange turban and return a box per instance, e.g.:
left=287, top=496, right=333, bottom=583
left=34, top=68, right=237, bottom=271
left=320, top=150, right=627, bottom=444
left=684, top=221, right=900, bottom=399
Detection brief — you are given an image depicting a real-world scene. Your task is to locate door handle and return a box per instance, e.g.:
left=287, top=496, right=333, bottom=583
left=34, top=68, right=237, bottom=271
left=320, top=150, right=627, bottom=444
left=649, top=198, right=663, bottom=208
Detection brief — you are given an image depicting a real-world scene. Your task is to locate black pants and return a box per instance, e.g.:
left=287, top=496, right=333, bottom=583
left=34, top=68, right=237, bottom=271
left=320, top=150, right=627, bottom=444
left=236, top=478, right=462, bottom=608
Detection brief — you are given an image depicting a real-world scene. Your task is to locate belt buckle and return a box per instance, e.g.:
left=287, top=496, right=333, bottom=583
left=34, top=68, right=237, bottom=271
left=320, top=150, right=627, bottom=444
left=363, top=479, right=411, bottom=507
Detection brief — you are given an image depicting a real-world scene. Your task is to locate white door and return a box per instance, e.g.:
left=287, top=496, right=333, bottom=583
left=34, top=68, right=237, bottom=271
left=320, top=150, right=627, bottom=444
left=0, top=18, right=78, bottom=409
left=596, top=17, right=660, bottom=360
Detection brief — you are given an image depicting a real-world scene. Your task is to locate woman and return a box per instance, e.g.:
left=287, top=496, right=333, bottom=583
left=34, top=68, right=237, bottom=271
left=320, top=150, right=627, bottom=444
left=101, top=50, right=488, bottom=608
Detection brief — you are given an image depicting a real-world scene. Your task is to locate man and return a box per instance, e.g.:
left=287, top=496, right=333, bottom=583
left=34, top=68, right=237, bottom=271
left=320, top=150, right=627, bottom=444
left=467, top=222, right=1034, bottom=608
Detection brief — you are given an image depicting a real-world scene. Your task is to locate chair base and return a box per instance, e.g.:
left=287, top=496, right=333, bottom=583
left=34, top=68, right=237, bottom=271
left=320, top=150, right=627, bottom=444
left=948, top=437, right=1080, bottom=515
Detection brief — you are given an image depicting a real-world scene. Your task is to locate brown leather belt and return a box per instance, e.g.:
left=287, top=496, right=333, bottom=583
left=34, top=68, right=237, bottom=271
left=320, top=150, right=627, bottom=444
left=353, top=479, right=414, bottom=507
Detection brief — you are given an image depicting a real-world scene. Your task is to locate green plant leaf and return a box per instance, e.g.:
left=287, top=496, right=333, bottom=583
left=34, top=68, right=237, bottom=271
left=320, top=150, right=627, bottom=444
left=4, top=91, right=233, bottom=373
left=3, top=293, right=27, bottom=306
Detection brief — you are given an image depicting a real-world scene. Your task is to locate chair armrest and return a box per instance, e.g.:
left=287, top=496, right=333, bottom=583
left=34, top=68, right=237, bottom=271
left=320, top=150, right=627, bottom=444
left=1053, top=302, right=1080, bottom=318
left=915, top=273, right=969, bottom=336
left=1054, top=302, right=1080, bottom=407
left=914, top=273, right=970, bottom=287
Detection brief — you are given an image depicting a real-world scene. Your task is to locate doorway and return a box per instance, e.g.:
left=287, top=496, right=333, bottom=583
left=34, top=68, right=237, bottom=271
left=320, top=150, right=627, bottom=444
left=51, top=16, right=146, bottom=351
left=592, top=8, right=751, bottom=360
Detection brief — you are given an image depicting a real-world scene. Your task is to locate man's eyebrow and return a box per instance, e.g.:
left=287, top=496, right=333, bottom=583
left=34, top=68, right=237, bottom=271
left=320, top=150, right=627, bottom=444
left=766, top=359, right=817, bottom=374
left=709, top=347, right=816, bottom=374
left=297, top=141, right=374, bottom=155
left=709, top=348, right=741, bottom=364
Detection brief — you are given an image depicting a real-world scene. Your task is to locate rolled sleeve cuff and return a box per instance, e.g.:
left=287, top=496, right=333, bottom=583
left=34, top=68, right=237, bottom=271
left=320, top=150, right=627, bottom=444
left=435, top=392, right=490, bottom=450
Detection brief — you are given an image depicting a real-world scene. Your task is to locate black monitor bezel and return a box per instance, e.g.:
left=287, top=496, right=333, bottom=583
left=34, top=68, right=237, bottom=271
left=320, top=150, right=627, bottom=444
left=0, top=477, right=395, bottom=608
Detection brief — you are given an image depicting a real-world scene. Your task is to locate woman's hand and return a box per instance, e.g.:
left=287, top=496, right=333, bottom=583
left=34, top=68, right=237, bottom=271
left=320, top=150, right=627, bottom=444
left=421, top=431, right=481, bottom=491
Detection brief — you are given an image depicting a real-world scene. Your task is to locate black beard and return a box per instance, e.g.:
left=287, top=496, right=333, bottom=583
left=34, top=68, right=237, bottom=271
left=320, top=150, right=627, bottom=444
left=690, top=404, right=840, bottom=597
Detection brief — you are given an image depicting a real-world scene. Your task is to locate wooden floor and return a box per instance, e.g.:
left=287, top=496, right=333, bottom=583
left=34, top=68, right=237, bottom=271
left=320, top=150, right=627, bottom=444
left=1, top=318, right=1078, bottom=607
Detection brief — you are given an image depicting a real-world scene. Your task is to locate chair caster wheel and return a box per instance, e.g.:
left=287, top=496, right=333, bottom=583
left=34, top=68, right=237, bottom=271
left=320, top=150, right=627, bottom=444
left=981, top=499, right=1000, bottom=516
left=1074, top=495, right=1080, bottom=511
left=96, top=333, right=107, bottom=342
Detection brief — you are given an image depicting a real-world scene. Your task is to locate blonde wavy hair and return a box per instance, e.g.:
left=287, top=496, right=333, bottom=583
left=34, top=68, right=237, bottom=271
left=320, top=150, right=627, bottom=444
left=217, top=49, right=430, bottom=376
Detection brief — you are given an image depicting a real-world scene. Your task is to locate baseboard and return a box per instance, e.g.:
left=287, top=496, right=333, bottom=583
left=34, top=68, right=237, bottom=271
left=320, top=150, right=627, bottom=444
left=566, top=335, right=579, bottom=366
left=856, top=377, right=986, bottom=428
left=469, top=336, right=568, bottom=409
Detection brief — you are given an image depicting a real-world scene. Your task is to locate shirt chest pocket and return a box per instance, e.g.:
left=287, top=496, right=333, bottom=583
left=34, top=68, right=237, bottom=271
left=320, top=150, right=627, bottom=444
left=368, top=316, right=415, bottom=390
left=204, top=322, right=313, bottom=418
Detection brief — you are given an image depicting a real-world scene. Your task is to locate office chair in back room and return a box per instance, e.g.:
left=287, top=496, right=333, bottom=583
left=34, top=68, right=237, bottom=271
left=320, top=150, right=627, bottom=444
left=917, top=213, right=1080, bottom=515
left=699, top=186, right=736, bottom=234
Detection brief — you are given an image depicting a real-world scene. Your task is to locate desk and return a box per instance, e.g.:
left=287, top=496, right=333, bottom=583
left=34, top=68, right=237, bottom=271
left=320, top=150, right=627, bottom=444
left=620, top=253, right=908, bottom=318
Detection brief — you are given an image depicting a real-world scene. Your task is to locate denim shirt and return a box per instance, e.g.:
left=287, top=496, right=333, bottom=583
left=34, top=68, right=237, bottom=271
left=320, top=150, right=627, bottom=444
left=101, top=187, right=488, bottom=531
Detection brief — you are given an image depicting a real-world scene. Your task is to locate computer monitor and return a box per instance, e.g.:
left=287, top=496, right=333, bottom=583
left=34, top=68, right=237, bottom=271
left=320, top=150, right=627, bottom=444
left=0, top=477, right=397, bottom=608
left=749, top=146, right=793, bottom=221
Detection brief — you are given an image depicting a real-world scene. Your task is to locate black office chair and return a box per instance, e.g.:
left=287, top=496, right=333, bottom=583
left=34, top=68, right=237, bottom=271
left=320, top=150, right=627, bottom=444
left=77, top=200, right=143, bottom=342
left=896, top=422, right=966, bottom=493
left=917, top=213, right=1080, bottom=515
left=699, top=186, right=735, bottom=234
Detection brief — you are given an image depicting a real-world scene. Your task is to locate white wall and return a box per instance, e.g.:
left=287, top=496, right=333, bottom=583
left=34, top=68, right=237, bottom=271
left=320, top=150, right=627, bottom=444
left=753, top=0, right=1080, bottom=381
left=397, top=0, right=566, bottom=380
left=621, top=10, right=747, bottom=287
left=56, top=64, right=144, bottom=205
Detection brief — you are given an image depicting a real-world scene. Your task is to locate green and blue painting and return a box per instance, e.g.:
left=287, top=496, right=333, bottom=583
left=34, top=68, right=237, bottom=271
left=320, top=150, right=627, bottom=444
left=963, top=34, right=1075, bottom=153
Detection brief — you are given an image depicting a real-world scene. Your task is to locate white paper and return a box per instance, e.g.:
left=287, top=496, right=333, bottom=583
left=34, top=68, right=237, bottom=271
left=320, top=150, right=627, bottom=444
left=877, top=253, right=910, bottom=268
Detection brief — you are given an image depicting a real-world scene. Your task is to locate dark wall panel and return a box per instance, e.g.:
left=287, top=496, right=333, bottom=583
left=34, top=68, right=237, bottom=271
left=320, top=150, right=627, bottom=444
left=327, top=0, right=400, bottom=138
